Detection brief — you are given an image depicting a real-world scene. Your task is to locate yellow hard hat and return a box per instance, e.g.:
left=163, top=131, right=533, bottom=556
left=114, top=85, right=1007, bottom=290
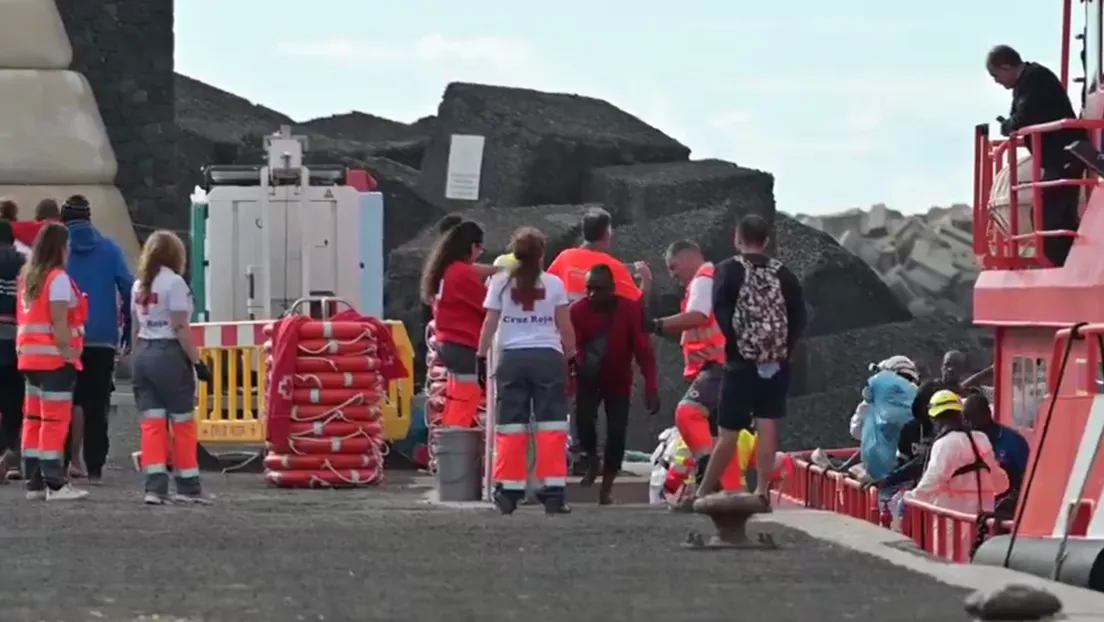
left=493, top=253, right=517, bottom=269
left=928, top=389, right=963, bottom=418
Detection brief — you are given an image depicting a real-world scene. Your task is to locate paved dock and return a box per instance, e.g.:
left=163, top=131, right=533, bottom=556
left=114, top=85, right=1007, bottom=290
left=0, top=397, right=1090, bottom=622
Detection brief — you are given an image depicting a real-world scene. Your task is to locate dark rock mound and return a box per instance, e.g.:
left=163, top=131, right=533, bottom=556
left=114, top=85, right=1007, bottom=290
left=585, top=160, right=774, bottom=225
left=360, top=157, right=445, bottom=255
left=775, top=214, right=912, bottom=337
left=176, top=74, right=295, bottom=143
left=418, top=82, right=691, bottom=209
left=793, top=313, right=989, bottom=397
left=302, top=111, right=429, bottom=143
left=783, top=386, right=861, bottom=451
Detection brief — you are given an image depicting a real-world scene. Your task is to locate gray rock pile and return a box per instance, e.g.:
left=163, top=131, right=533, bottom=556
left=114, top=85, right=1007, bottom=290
left=795, top=203, right=977, bottom=318
left=170, top=73, right=993, bottom=451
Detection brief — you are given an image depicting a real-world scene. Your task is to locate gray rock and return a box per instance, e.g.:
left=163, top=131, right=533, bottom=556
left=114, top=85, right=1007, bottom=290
left=964, top=584, right=1062, bottom=621
left=418, top=82, right=691, bottom=210
left=774, top=214, right=913, bottom=337
left=584, top=160, right=774, bottom=224
left=783, top=386, right=865, bottom=451
left=794, top=313, right=989, bottom=397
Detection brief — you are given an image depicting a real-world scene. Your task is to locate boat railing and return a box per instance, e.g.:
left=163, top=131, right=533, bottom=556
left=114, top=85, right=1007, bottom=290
left=973, top=119, right=1104, bottom=270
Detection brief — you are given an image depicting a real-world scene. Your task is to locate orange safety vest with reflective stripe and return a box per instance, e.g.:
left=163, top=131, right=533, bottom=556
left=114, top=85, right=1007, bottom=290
left=680, top=263, right=725, bottom=379
left=546, top=247, right=643, bottom=302
left=16, top=269, right=87, bottom=371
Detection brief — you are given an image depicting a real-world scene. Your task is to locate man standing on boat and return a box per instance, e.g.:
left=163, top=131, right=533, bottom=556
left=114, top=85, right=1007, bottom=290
left=988, top=44, right=1086, bottom=267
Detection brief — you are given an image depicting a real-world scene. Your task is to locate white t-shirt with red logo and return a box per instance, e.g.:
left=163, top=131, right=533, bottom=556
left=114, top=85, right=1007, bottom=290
left=131, top=266, right=192, bottom=340
left=484, top=271, right=568, bottom=352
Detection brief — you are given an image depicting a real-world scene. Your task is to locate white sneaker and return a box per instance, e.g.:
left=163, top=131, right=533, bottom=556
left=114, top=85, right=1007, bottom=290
left=25, top=490, right=46, bottom=501
left=143, top=493, right=166, bottom=505
left=171, top=493, right=213, bottom=505
left=810, top=448, right=832, bottom=469
left=46, top=484, right=89, bottom=501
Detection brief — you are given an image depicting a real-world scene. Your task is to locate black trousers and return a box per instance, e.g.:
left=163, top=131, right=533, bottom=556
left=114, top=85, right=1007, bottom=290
left=67, top=347, right=116, bottom=476
left=574, top=381, right=631, bottom=476
left=1040, top=164, right=1084, bottom=267
left=0, top=363, right=24, bottom=455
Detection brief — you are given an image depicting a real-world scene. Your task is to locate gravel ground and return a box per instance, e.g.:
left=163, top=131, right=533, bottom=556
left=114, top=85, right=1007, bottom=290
left=0, top=403, right=975, bottom=622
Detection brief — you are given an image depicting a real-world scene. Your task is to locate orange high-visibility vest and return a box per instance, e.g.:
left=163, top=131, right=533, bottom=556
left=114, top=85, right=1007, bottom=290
left=16, top=268, right=88, bottom=371
left=546, top=247, right=642, bottom=302
left=680, top=262, right=726, bottom=379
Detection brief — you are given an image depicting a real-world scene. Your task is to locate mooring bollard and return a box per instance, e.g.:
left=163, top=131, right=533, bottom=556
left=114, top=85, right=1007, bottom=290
left=964, top=584, right=1063, bottom=621
left=683, top=492, right=778, bottom=550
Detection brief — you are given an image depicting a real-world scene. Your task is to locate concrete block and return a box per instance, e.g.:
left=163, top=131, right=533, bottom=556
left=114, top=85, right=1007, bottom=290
left=0, top=185, right=138, bottom=265
left=0, top=0, right=72, bottom=69
left=0, top=70, right=116, bottom=184
left=860, top=203, right=890, bottom=237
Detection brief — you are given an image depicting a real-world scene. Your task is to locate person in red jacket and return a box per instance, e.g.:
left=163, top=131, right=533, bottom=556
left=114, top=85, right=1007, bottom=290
left=420, top=220, right=488, bottom=428
left=11, top=199, right=60, bottom=259
left=571, top=264, right=660, bottom=504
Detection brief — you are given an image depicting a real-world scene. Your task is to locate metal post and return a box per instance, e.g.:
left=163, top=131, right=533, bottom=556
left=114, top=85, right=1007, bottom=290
left=483, top=336, right=498, bottom=502
left=298, top=166, right=311, bottom=301
left=259, top=166, right=273, bottom=319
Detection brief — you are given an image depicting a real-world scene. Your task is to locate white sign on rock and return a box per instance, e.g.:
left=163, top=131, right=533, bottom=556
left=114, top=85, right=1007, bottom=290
left=444, top=134, right=486, bottom=201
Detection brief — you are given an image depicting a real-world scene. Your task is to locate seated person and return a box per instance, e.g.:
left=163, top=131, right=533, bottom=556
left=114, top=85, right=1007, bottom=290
left=904, top=390, right=1009, bottom=514
left=963, top=391, right=1028, bottom=508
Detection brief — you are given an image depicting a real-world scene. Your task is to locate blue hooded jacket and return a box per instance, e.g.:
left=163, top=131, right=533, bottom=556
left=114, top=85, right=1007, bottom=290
left=860, top=370, right=919, bottom=481
left=66, top=220, right=134, bottom=349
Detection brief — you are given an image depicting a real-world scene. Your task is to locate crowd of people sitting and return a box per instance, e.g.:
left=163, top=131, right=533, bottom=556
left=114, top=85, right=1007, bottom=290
left=810, top=350, right=1029, bottom=527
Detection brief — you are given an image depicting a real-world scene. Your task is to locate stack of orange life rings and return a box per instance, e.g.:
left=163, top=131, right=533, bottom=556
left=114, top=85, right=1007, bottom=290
left=424, top=320, right=485, bottom=472
left=264, top=320, right=386, bottom=488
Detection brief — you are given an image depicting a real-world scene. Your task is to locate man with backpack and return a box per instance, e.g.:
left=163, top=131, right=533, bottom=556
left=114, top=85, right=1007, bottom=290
left=692, top=215, right=807, bottom=507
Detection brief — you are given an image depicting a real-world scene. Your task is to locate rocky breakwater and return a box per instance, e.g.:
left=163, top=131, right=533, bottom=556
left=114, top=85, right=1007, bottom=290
left=796, top=203, right=978, bottom=319
left=384, top=82, right=989, bottom=452
left=0, top=0, right=138, bottom=261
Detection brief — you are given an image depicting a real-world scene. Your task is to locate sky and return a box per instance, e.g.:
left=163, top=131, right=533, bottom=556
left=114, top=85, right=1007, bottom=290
left=175, top=0, right=1068, bottom=216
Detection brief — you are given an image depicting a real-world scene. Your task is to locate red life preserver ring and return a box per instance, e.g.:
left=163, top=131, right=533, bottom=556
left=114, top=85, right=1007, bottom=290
left=292, top=387, right=384, bottom=405
left=264, top=467, right=382, bottom=488
left=294, top=371, right=382, bottom=389
left=298, top=339, right=377, bottom=356
left=269, top=436, right=379, bottom=455
left=263, top=453, right=379, bottom=470
left=290, top=404, right=381, bottom=422
left=292, top=356, right=381, bottom=373
left=298, top=321, right=382, bottom=340
left=287, top=420, right=383, bottom=438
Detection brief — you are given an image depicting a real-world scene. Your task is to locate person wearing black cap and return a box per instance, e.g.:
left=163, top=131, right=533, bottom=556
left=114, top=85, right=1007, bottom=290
left=0, top=220, right=25, bottom=480
left=61, top=195, right=134, bottom=484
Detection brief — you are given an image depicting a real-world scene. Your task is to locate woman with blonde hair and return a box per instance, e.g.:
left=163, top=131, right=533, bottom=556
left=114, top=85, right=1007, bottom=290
left=477, top=227, right=576, bottom=515
left=130, top=230, right=212, bottom=505
left=15, top=222, right=88, bottom=500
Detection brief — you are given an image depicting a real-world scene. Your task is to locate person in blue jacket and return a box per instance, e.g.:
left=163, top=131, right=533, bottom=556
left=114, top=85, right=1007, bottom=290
left=858, top=355, right=920, bottom=518
left=964, top=391, right=1029, bottom=501
left=62, top=195, right=134, bottom=483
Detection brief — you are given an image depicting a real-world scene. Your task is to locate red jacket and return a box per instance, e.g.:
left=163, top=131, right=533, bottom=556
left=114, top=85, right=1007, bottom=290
left=11, top=219, right=52, bottom=248
left=570, top=296, right=658, bottom=398
left=432, top=260, right=487, bottom=350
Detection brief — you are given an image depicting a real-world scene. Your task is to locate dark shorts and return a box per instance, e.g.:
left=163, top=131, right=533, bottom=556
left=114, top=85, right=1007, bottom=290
left=73, top=346, right=116, bottom=413
left=717, top=362, right=790, bottom=432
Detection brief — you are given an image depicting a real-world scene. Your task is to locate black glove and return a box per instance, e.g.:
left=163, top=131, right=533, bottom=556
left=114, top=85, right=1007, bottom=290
left=193, top=361, right=213, bottom=383
left=643, top=317, right=663, bottom=336
left=997, top=115, right=1012, bottom=137
left=477, top=356, right=488, bottom=389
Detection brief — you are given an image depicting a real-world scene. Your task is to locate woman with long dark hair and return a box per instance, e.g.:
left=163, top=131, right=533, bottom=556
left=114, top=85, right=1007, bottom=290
left=420, top=220, right=488, bottom=428
left=15, top=222, right=88, bottom=500
left=130, top=230, right=212, bottom=504
left=477, top=227, right=576, bottom=515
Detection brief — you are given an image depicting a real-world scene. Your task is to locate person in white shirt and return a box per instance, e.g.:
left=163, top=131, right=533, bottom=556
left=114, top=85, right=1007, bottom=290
left=129, top=230, right=212, bottom=505
left=477, top=227, right=576, bottom=515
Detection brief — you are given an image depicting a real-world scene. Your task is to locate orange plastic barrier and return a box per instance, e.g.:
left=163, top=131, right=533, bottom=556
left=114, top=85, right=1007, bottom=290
left=263, top=318, right=386, bottom=488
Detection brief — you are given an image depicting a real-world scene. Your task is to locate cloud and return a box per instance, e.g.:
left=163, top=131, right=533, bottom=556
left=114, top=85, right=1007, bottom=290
left=276, top=35, right=535, bottom=72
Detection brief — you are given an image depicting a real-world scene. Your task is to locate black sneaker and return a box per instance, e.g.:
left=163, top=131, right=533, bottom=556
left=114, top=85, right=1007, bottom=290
left=493, top=489, right=519, bottom=515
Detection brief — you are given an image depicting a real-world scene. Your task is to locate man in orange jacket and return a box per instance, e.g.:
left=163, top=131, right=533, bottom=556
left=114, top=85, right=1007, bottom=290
left=547, top=208, right=652, bottom=302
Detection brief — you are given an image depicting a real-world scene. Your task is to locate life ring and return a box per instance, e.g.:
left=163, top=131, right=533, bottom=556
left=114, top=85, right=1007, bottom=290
left=291, top=356, right=382, bottom=373
left=290, top=404, right=381, bottom=422
left=292, top=387, right=384, bottom=405
left=293, top=371, right=382, bottom=389
left=264, top=466, right=382, bottom=488
left=273, top=435, right=380, bottom=455
left=298, top=321, right=383, bottom=340
left=264, top=453, right=379, bottom=470
left=298, top=339, right=377, bottom=356
left=287, top=420, right=384, bottom=438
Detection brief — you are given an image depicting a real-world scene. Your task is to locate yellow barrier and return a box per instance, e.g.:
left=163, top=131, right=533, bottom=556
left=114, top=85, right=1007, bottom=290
left=193, top=319, right=415, bottom=445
